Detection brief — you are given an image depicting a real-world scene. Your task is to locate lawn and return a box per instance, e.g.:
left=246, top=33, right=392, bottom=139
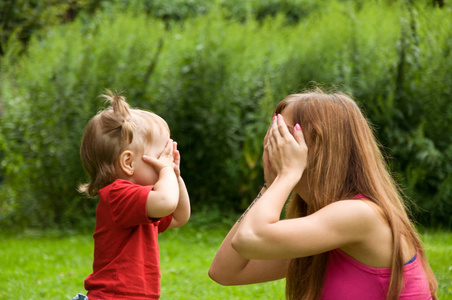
left=0, top=222, right=450, bottom=299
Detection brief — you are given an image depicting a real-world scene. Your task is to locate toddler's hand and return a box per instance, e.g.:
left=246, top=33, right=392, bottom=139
left=142, top=139, right=174, bottom=173
left=173, top=141, right=181, bottom=178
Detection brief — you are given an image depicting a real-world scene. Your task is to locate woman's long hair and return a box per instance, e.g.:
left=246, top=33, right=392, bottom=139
left=274, top=89, right=437, bottom=300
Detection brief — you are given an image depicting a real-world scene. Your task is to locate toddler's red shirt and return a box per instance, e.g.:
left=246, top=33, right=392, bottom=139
left=85, top=179, right=172, bottom=300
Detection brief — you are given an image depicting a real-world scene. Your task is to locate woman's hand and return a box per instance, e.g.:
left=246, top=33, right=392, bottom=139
left=268, top=114, right=307, bottom=181
left=263, top=124, right=277, bottom=186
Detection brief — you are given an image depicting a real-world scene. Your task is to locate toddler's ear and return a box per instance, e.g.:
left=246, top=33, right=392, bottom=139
left=119, top=150, right=134, bottom=176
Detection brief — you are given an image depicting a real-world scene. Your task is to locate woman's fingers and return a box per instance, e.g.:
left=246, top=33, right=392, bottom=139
left=269, top=115, right=278, bottom=144
left=270, top=114, right=291, bottom=145
left=263, top=121, right=272, bottom=160
left=264, top=124, right=271, bottom=148
left=267, top=114, right=308, bottom=178
left=269, top=115, right=279, bottom=153
left=276, top=114, right=291, bottom=139
left=293, top=123, right=307, bottom=148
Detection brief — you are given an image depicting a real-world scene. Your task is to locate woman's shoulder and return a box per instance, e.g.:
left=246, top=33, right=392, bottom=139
left=321, top=198, right=385, bottom=223
left=314, top=199, right=389, bottom=245
left=326, top=199, right=395, bottom=268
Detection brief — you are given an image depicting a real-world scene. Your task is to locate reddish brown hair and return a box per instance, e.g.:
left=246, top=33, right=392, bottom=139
left=275, top=88, right=437, bottom=300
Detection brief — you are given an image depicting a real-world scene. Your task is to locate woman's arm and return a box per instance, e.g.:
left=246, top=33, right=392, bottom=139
left=209, top=184, right=289, bottom=285
left=231, top=115, right=380, bottom=260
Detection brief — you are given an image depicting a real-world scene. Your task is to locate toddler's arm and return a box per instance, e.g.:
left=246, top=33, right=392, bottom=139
left=142, top=139, right=179, bottom=218
left=169, top=177, right=190, bottom=228
left=169, top=141, right=191, bottom=228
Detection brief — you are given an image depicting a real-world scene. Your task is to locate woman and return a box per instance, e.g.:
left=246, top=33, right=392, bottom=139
left=209, top=89, right=437, bottom=300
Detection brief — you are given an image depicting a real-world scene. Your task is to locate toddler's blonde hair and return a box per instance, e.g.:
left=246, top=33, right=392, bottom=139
left=79, top=90, right=169, bottom=196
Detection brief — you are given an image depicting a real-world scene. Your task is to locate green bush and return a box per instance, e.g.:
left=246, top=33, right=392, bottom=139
left=1, top=0, right=451, bottom=230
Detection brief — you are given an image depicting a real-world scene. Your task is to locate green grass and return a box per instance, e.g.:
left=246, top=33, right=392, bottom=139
left=0, top=224, right=450, bottom=299
left=420, top=229, right=452, bottom=299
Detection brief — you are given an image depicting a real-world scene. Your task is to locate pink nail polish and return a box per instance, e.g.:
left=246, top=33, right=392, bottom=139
left=295, top=123, right=301, bottom=131
left=272, top=114, right=277, bottom=121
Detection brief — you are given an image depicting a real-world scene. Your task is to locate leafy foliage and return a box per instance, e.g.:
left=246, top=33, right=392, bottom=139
left=0, top=0, right=451, bottom=229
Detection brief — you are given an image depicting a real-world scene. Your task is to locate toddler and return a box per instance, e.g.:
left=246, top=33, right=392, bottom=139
left=76, top=90, right=190, bottom=300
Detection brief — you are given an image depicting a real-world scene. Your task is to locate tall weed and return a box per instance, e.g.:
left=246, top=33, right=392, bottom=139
left=0, top=0, right=451, bottom=229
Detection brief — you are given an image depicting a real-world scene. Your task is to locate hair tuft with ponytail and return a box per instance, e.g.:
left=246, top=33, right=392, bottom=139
left=78, top=89, right=169, bottom=197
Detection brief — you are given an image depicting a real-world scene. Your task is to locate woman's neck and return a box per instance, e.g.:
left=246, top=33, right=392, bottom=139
left=294, top=174, right=310, bottom=204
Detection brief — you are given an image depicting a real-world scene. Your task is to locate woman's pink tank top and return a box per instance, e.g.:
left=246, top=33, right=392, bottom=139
left=321, top=248, right=432, bottom=299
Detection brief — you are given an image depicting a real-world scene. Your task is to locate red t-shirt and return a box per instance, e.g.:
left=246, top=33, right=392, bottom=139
left=85, top=179, right=172, bottom=300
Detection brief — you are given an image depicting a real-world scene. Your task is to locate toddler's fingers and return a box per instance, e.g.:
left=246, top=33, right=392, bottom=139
left=160, top=139, right=173, bottom=158
left=173, top=142, right=180, bottom=159
left=173, top=150, right=180, bottom=164
left=142, top=155, right=160, bottom=167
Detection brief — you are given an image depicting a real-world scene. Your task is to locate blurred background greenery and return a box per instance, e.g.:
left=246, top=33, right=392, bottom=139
left=0, top=0, right=451, bottom=232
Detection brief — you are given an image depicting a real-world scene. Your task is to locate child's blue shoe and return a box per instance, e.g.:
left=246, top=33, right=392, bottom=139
left=72, top=294, right=89, bottom=300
